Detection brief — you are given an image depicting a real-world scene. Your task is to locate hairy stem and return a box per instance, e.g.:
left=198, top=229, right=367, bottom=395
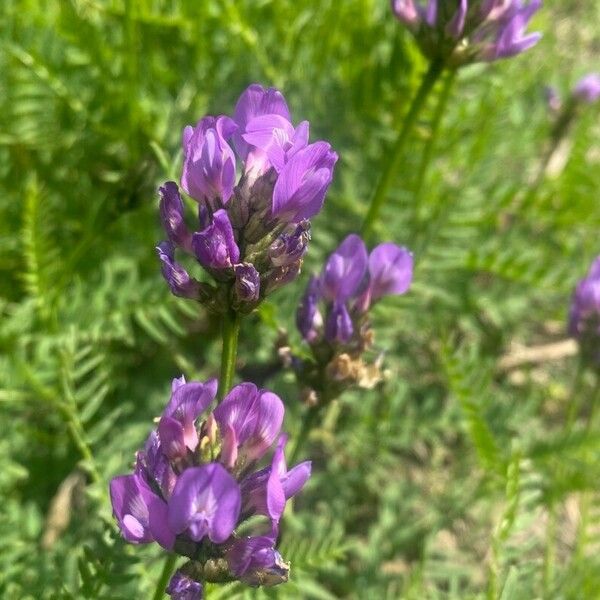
left=152, top=554, right=178, bottom=600
left=217, top=309, right=241, bottom=401
left=361, top=58, right=445, bottom=237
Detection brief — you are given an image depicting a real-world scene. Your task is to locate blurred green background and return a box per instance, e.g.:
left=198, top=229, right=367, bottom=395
left=1, top=0, right=599, bottom=598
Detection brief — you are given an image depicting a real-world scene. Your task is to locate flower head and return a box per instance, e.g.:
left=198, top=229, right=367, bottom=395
left=391, top=0, right=542, bottom=66
left=157, top=85, right=337, bottom=312
left=109, top=377, right=310, bottom=590
left=291, top=235, right=413, bottom=403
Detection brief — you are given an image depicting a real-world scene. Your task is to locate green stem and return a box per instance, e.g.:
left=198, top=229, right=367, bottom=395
left=412, top=68, right=457, bottom=221
left=361, top=58, right=445, bottom=237
left=289, top=405, right=321, bottom=465
left=217, top=309, right=241, bottom=401
left=152, top=554, right=178, bottom=600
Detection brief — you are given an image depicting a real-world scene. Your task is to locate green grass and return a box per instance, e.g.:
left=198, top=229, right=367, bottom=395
left=1, top=0, right=600, bottom=598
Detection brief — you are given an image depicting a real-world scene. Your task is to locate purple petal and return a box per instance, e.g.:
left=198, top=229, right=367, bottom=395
left=325, top=301, right=354, bottom=344
left=167, top=464, right=241, bottom=544
left=282, top=461, right=312, bottom=499
left=272, top=142, right=338, bottom=222
left=446, top=0, right=467, bottom=37
left=192, top=209, right=240, bottom=270
left=321, top=234, right=368, bottom=302
left=158, top=415, right=189, bottom=459
left=159, top=182, right=192, bottom=252
left=367, top=242, right=414, bottom=302
left=234, top=263, right=260, bottom=303
left=226, top=535, right=289, bottom=586
left=109, top=474, right=174, bottom=548
left=573, top=73, right=600, bottom=104
left=233, top=84, right=291, bottom=160
left=156, top=242, right=202, bottom=300
left=390, top=0, right=420, bottom=26
left=181, top=116, right=237, bottom=204
left=214, top=383, right=284, bottom=461
left=136, top=431, right=177, bottom=499
left=296, top=275, right=323, bottom=341
left=167, top=571, right=203, bottom=600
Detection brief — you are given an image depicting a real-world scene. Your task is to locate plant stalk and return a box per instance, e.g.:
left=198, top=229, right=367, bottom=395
left=217, top=309, right=241, bottom=401
left=289, top=404, right=321, bottom=465
left=361, top=58, right=445, bottom=237
left=412, top=68, right=457, bottom=221
left=152, top=554, right=178, bottom=600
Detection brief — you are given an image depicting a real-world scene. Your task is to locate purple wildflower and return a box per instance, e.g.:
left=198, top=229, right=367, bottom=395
left=109, top=376, right=309, bottom=589
left=226, top=534, right=290, bottom=586
left=157, top=84, right=337, bottom=311
left=296, top=275, right=322, bottom=342
left=391, top=0, right=542, bottom=66
left=192, top=209, right=240, bottom=271
left=167, top=570, right=203, bottom=600
left=181, top=116, right=237, bottom=204
left=572, top=74, right=600, bottom=104
left=321, top=234, right=368, bottom=302
left=272, top=142, right=338, bottom=222
left=156, top=242, right=202, bottom=300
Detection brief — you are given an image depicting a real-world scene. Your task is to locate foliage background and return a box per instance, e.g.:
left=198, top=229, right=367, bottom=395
left=1, top=0, right=599, bottom=598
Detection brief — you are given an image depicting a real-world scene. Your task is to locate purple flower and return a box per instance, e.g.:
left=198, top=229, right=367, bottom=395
left=234, top=263, right=261, bottom=304
left=214, top=383, right=284, bottom=462
left=181, top=116, right=237, bottom=204
left=233, top=84, right=291, bottom=174
left=269, top=222, right=311, bottom=268
left=160, top=182, right=193, bottom=252
left=321, top=234, right=368, bottom=302
left=159, top=378, right=218, bottom=455
left=226, top=535, right=289, bottom=586
left=366, top=243, right=413, bottom=303
left=243, top=114, right=309, bottom=173
left=240, top=435, right=311, bottom=524
left=569, top=257, right=600, bottom=364
left=136, top=431, right=177, bottom=499
left=272, top=142, right=338, bottom=222
left=157, top=242, right=202, bottom=300
left=296, top=276, right=322, bottom=342
left=325, top=301, right=354, bottom=344
left=486, top=1, right=542, bottom=60
left=167, top=571, right=203, bottom=600
left=391, top=0, right=542, bottom=65
left=192, top=209, right=240, bottom=271
left=573, top=74, right=600, bottom=104
left=109, top=474, right=175, bottom=549
left=168, top=463, right=241, bottom=543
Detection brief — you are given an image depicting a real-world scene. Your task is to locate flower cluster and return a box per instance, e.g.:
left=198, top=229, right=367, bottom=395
left=109, top=377, right=311, bottom=599
left=287, top=234, right=413, bottom=404
left=391, top=0, right=542, bottom=66
left=569, top=257, right=600, bottom=367
left=546, top=73, right=600, bottom=115
left=157, top=84, right=338, bottom=313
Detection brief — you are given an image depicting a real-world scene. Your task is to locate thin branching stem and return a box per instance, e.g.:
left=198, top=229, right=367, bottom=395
left=361, top=58, right=445, bottom=237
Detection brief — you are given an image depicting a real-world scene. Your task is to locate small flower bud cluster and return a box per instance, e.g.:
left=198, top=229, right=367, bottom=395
left=545, top=73, right=600, bottom=115
left=290, top=234, right=413, bottom=404
left=157, top=84, right=337, bottom=313
left=109, top=377, right=311, bottom=599
left=391, top=0, right=542, bottom=67
left=569, top=257, right=600, bottom=367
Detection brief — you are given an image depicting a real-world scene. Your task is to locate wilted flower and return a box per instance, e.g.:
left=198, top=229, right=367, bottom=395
left=290, top=234, right=413, bottom=404
left=569, top=256, right=600, bottom=366
left=109, top=377, right=310, bottom=595
left=391, top=0, right=542, bottom=67
left=156, top=84, right=338, bottom=314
